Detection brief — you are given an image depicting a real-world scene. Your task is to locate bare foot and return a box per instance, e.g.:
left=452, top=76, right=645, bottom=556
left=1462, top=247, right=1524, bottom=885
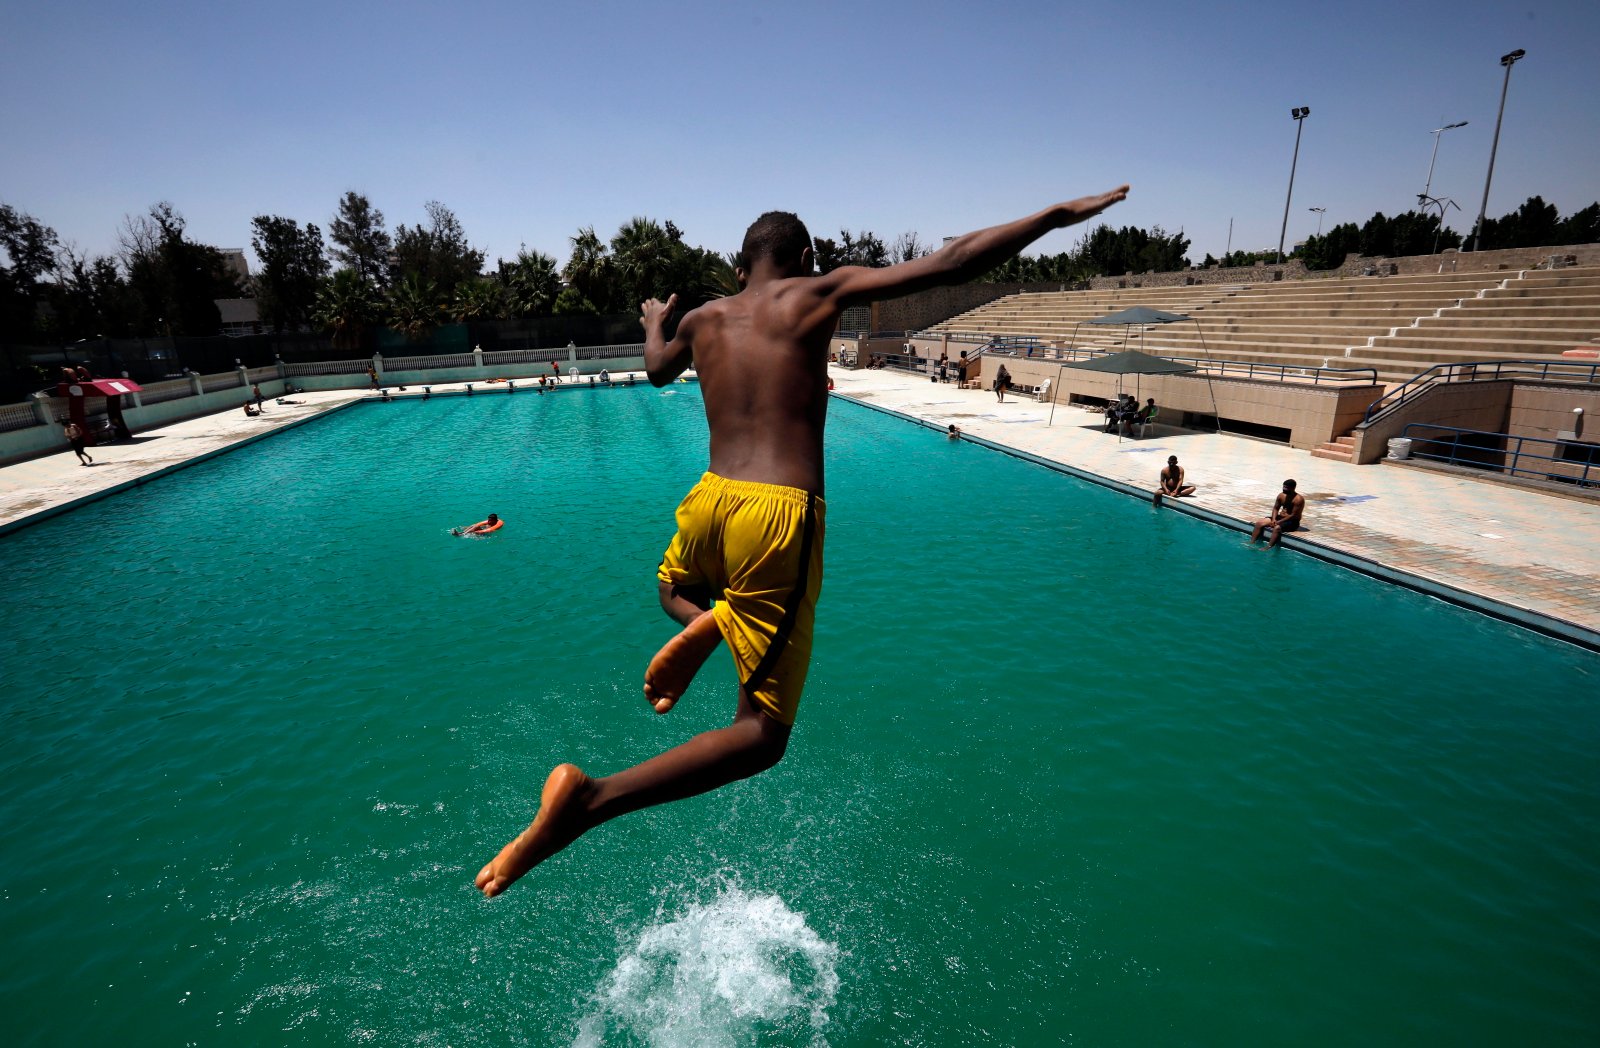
left=475, top=763, right=593, bottom=897
left=643, top=609, right=723, bottom=714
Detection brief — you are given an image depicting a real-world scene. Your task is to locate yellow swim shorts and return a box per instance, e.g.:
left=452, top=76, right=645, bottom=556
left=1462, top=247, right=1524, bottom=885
left=656, top=473, right=825, bottom=726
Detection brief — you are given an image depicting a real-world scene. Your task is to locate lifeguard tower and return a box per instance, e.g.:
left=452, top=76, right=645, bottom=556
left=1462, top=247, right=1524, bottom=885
left=56, top=375, right=142, bottom=442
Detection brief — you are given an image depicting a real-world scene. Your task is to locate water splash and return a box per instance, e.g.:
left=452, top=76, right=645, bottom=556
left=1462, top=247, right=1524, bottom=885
left=573, top=881, right=840, bottom=1048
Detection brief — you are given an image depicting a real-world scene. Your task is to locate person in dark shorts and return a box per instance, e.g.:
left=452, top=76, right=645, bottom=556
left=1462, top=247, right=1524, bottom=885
left=63, top=420, right=92, bottom=465
left=1249, top=479, right=1305, bottom=547
left=1154, top=455, right=1196, bottom=506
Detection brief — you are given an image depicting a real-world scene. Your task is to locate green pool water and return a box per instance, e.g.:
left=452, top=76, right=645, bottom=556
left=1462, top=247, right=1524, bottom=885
left=1, top=387, right=1596, bottom=1046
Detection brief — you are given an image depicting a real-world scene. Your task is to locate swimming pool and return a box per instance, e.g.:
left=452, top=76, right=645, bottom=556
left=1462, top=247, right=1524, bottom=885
left=1, top=387, right=1596, bottom=1045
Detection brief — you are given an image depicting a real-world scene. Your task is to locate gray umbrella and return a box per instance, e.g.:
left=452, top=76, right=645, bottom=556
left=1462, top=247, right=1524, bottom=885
left=1048, top=304, right=1220, bottom=431
left=1053, top=350, right=1196, bottom=437
left=1058, top=349, right=1197, bottom=376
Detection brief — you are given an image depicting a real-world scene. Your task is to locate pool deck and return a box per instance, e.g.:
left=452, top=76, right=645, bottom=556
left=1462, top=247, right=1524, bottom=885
left=3, top=373, right=1597, bottom=649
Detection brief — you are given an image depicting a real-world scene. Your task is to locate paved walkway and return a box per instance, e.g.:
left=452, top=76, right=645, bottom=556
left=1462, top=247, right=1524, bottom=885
left=0, top=390, right=367, bottom=531
left=3, top=373, right=1597, bottom=646
left=832, top=369, right=1600, bottom=647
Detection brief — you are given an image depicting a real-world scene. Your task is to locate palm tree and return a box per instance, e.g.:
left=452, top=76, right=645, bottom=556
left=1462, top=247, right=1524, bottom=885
left=500, top=249, right=561, bottom=317
left=388, top=273, right=441, bottom=341
left=564, top=227, right=611, bottom=311
left=313, top=269, right=381, bottom=350
left=704, top=251, right=741, bottom=299
left=610, top=216, right=671, bottom=306
left=451, top=277, right=503, bottom=322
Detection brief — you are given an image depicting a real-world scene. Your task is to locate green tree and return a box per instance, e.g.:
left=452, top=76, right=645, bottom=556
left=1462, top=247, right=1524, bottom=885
left=387, top=273, right=442, bottom=341
left=251, top=215, right=330, bottom=333
left=450, top=277, right=503, bottom=322
left=610, top=216, right=672, bottom=307
left=0, top=203, right=59, bottom=339
left=813, top=230, right=889, bottom=271
left=314, top=268, right=382, bottom=350
left=703, top=251, right=741, bottom=298
left=328, top=191, right=392, bottom=287
left=891, top=231, right=929, bottom=263
left=552, top=286, right=598, bottom=315
left=48, top=246, right=139, bottom=340
left=1477, top=195, right=1562, bottom=251
left=496, top=248, right=562, bottom=317
left=119, top=202, right=243, bottom=336
left=1558, top=203, right=1600, bottom=245
left=1297, top=222, right=1361, bottom=270
left=390, top=201, right=485, bottom=298
left=563, top=226, right=612, bottom=310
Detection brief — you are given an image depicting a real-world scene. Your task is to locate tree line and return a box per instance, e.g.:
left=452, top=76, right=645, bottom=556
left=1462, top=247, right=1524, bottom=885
left=1206, top=196, right=1600, bottom=271
left=4, top=192, right=1596, bottom=350
left=0, top=193, right=744, bottom=349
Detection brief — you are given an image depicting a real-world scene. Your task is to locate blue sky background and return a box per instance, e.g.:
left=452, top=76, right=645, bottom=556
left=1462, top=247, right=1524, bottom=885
left=3, top=0, right=1596, bottom=274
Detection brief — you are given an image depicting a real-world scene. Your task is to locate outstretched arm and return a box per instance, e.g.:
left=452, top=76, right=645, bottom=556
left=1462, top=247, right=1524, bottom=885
left=642, top=295, right=693, bottom=386
left=815, top=186, right=1129, bottom=311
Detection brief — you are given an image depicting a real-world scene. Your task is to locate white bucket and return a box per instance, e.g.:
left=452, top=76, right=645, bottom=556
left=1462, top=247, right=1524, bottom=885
left=1387, top=437, right=1413, bottom=460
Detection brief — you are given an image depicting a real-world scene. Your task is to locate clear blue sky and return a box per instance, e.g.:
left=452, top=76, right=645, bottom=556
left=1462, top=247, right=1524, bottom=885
left=4, top=0, right=1597, bottom=274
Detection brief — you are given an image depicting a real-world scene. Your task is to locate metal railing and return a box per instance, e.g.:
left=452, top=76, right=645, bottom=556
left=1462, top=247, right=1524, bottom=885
left=139, top=379, right=197, bottom=405
left=482, top=348, right=569, bottom=365
left=0, top=346, right=664, bottom=433
left=1364, top=359, right=1600, bottom=424
left=384, top=353, right=476, bottom=370
left=0, top=402, right=40, bottom=433
left=579, top=343, right=646, bottom=361
left=1401, top=423, right=1598, bottom=488
left=282, top=359, right=370, bottom=376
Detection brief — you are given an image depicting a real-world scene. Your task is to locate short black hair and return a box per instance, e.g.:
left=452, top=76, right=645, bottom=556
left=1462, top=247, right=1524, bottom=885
left=1283, top=479, right=1297, bottom=490
left=741, top=211, right=812, bottom=267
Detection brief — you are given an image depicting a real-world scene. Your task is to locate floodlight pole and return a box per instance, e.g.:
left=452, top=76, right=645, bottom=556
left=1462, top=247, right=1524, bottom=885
left=1468, top=50, right=1525, bottom=251
left=1421, top=121, right=1468, bottom=204
left=1277, top=107, right=1310, bottom=263
left=1309, top=207, right=1326, bottom=237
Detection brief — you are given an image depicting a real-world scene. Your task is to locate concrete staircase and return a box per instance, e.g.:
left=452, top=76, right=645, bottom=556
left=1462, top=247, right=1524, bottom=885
left=1311, top=434, right=1358, bottom=463
left=926, top=263, right=1600, bottom=384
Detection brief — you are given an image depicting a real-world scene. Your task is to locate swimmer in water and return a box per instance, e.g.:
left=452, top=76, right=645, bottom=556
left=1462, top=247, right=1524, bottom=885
left=474, top=186, right=1130, bottom=898
left=454, top=513, right=502, bottom=536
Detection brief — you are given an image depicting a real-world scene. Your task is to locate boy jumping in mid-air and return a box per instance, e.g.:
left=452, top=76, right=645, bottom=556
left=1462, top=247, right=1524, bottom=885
left=475, top=185, right=1129, bottom=897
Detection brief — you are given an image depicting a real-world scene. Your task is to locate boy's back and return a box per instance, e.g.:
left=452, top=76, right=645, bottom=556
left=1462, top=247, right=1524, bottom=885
left=476, top=188, right=1128, bottom=899
left=668, top=281, right=834, bottom=495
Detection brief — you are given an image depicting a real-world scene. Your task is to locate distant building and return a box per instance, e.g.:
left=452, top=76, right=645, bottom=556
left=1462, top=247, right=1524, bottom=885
left=218, top=249, right=251, bottom=287
left=216, top=298, right=261, bottom=336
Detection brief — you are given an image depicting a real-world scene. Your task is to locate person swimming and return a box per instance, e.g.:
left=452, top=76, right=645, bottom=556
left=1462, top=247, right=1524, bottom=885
left=453, top=513, right=503, bottom=537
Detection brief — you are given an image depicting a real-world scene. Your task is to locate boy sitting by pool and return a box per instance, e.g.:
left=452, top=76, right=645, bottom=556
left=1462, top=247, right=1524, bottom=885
left=475, top=185, right=1129, bottom=897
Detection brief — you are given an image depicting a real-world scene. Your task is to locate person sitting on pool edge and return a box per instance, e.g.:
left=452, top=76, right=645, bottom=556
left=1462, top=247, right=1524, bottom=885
left=1248, top=479, right=1304, bottom=547
left=472, top=184, right=1131, bottom=899
left=456, top=513, right=503, bottom=536
left=1153, top=455, right=1196, bottom=506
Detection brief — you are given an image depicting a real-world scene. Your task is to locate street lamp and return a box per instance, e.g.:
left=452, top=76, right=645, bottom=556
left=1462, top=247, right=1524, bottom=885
left=1468, top=49, right=1526, bottom=251
left=1277, top=107, right=1311, bottom=262
left=1421, top=121, right=1468, bottom=205
left=1308, top=207, right=1327, bottom=237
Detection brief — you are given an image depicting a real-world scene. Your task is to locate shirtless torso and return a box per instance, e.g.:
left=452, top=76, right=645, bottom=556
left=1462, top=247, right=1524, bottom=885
left=475, top=187, right=1131, bottom=899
